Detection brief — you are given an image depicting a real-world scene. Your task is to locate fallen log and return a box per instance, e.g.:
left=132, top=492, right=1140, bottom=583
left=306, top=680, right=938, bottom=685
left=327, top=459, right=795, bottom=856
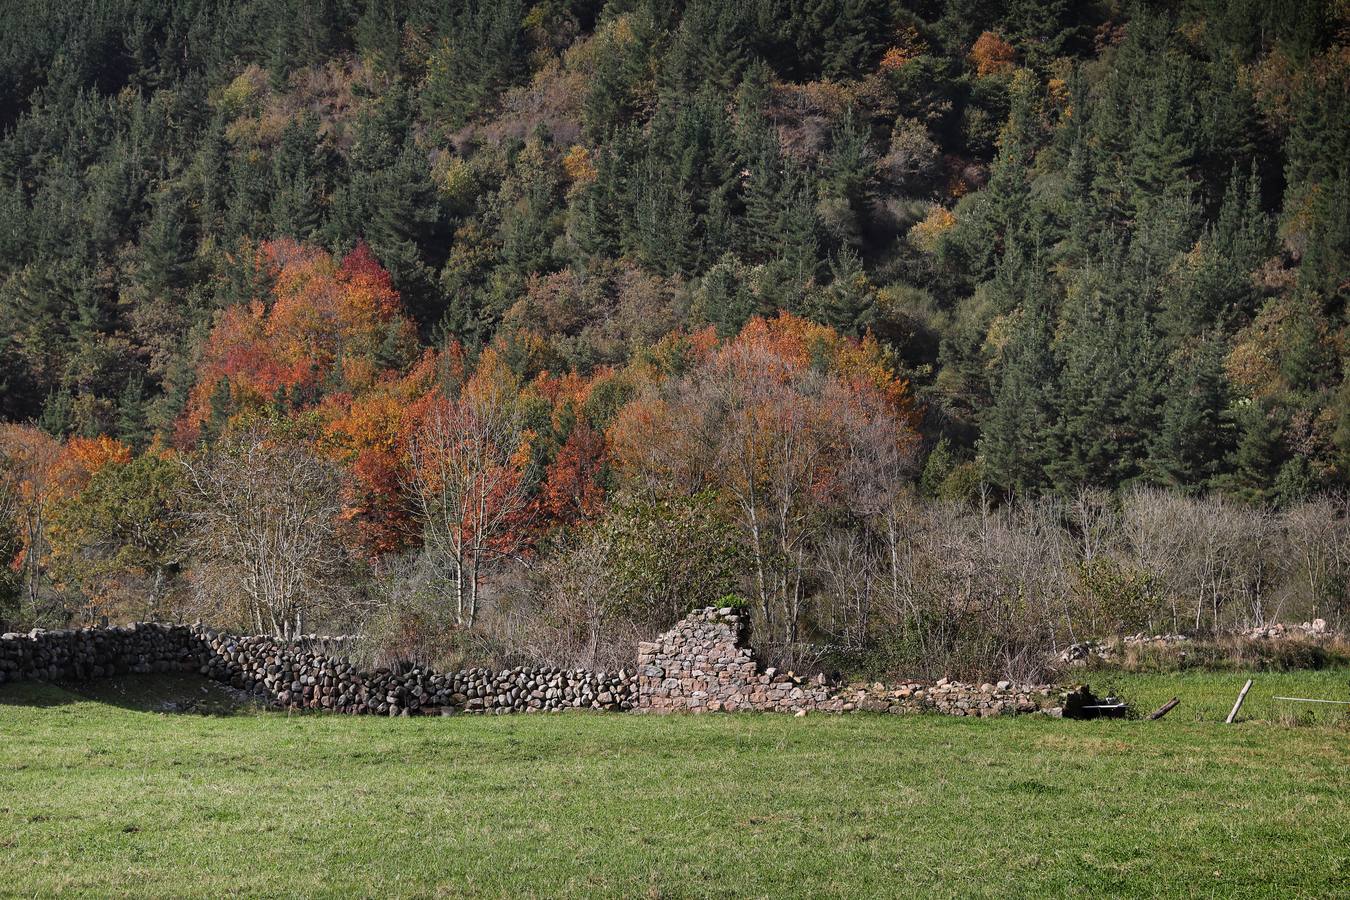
left=1148, top=697, right=1180, bottom=720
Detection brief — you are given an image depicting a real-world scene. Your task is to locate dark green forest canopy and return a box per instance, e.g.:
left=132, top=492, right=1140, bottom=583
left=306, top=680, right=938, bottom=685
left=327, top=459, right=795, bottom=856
left=1, top=0, right=1346, bottom=502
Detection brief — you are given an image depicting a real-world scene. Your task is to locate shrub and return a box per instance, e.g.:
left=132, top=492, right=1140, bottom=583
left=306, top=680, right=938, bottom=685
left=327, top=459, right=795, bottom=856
left=713, top=593, right=750, bottom=610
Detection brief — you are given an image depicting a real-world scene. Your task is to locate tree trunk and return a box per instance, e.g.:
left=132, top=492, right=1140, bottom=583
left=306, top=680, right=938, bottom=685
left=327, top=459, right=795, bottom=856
left=453, top=557, right=466, bottom=626
left=467, top=554, right=479, bottom=628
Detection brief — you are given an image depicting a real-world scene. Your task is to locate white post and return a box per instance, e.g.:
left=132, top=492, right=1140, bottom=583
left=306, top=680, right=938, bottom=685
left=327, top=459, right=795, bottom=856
left=1226, top=678, right=1253, bottom=724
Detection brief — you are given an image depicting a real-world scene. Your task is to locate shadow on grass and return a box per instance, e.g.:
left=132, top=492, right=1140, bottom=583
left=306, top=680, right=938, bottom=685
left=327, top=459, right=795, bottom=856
left=0, top=673, right=266, bottom=716
left=0, top=680, right=80, bottom=708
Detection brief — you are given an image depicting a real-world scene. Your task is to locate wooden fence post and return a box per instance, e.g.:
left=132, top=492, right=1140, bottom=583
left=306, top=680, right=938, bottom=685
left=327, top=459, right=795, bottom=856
left=1226, top=679, right=1253, bottom=724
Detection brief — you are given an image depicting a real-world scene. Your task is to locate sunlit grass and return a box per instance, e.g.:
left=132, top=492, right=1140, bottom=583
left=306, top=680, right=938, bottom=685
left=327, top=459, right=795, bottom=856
left=1, top=672, right=1347, bottom=898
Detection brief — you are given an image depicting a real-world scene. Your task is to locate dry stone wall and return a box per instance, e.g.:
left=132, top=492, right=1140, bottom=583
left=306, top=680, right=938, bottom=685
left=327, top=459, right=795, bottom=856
left=0, top=624, right=636, bottom=716
left=0, top=623, right=201, bottom=683
left=4, top=609, right=1084, bottom=718
left=638, top=607, right=1086, bottom=717
left=198, top=629, right=636, bottom=715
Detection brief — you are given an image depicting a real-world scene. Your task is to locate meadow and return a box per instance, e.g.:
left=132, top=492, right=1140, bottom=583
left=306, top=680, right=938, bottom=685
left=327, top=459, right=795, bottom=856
left=1, top=670, right=1347, bottom=898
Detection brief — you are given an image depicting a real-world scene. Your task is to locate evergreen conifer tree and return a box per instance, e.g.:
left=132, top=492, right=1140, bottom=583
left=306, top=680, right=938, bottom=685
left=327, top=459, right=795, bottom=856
left=1146, top=337, right=1233, bottom=491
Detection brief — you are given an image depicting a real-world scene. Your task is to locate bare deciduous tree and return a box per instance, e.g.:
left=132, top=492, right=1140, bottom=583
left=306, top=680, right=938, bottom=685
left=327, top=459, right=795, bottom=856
left=868, top=497, right=1070, bottom=681
left=1121, top=487, right=1192, bottom=633
left=1282, top=495, right=1350, bottom=627
left=512, top=526, right=621, bottom=669
left=1120, top=488, right=1293, bottom=634
left=404, top=395, right=531, bottom=628
left=181, top=431, right=348, bottom=638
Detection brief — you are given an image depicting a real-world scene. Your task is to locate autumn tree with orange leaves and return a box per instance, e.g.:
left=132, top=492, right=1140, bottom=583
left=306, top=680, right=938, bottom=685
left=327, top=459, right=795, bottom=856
left=969, top=31, right=1016, bottom=77
left=319, top=347, right=457, bottom=558
left=0, top=428, right=130, bottom=625
left=609, top=314, right=921, bottom=658
left=179, top=240, right=417, bottom=445
left=537, top=423, right=607, bottom=525
left=0, top=426, right=60, bottom=622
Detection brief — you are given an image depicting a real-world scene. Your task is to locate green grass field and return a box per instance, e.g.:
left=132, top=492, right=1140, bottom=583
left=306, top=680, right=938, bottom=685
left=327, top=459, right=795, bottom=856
left=2, top=671, right=1348, bottom=898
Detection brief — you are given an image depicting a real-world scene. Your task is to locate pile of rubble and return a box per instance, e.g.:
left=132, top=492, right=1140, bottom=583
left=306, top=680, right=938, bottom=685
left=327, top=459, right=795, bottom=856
left=638, top=608, right=1089, bottom=717
left=1057, top=633, right=1191, bottom=666
left=1057, top=618, right=1342, bottom=667
left=1243, top=619, right=1332, bottom=640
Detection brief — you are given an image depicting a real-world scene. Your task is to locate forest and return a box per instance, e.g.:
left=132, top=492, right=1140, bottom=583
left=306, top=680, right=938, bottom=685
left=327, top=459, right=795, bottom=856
left=0, top=0, right=1347, bottom=679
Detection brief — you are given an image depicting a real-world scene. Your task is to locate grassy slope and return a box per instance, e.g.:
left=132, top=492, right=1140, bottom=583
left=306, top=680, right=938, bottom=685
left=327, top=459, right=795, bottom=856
left=0, top=672, right=1347, bottom=899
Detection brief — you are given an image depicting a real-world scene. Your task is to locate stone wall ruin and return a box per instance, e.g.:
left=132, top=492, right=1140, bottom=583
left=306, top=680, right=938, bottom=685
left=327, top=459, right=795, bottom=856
left=3, top=608, right=1085, bottom=718
left=638, top=607, right=1083, bottom=717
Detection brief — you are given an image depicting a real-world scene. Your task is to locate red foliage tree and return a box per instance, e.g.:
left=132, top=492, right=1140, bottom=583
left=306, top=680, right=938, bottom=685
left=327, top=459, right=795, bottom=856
left=179, top=240, right=416, bottom=444
left=538, top=423, right=607, bottom=524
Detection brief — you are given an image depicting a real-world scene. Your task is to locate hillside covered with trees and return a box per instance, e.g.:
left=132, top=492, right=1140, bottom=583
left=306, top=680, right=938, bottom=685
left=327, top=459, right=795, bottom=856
left=1, top=0, right=1347, bottom=677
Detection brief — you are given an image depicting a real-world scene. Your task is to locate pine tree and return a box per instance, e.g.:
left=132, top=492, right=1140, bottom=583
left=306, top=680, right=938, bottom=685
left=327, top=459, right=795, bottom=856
left=583, top=8, right=659, bottom=141
left=1146, top=337, right=1232, bottom=491
left=818, top=108, right=873, bottom=249
left=360, top=143, right=445, bottom=329
left=499, top=138, right=565, bottom=280
left=1046, top=253, right=1165, bottom=492
left=1087, top=11, right=1176, bottom=229
left=38, top=387, right=73, bottom=438
left=946, top=68, right=1041, bottom=286
left=226, top=152, right=271, bottom=241
left=1216, top=163, right=1270, bottom=263
left=355, top=0, right=404, bottom=72
left=568, top=146, right=624, bottom=261
left=1002, top=0, right=1081, bottom=72
left=0, top=176, right=28, bottom=264
left=920, top=438, right=958, bottom=498
left=1279, top=301, right=1334, bottom=396
left=981, top=292, right=1058, bottom=495
left=810, top=247, right=875, bottom=335
left=193, top=115, right=230, bottom=243
left=774, top=168, right=822, bottom=288
left=631, top=172, right=698, bottom=276
left=821, top=0, right=888, bottom=79
left=695, top=253, right=759, bottom=337
left=1218, top=398, right=1285, bottom=503
left=1300, top=170, right=1349, bottom=307
left=661, top=0, right=751, bottom=96
left=270, top=114, right=327, bottom=241
left=1058, top=66, right=1099, bottom=261
left=422, top=0, right=528, bottom=129
left=1331, top=374, right=1350, bottom=485
left=737, top=105, right=788, bottom=263
left=115, top=372, right=151, bottom=452
left=1284, top=68, right=1349, bottom=208
left=140, top=185, right=195, bottom=296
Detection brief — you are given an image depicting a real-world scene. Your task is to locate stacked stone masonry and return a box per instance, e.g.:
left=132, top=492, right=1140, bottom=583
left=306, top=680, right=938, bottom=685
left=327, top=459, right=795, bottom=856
left=0, top=623, right=635, bottom=716
left=638, top=608, right=1084, bottom=716
left=2, top=608, right=1084, bottom=718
